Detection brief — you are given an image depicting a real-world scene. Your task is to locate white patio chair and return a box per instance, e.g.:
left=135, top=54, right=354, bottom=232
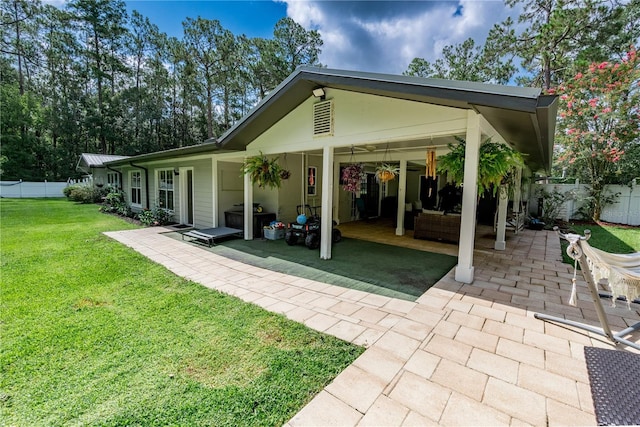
left=534, top=229, right=640, bottom=351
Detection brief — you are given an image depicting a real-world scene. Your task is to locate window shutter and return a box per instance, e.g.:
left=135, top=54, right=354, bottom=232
left=313, top=100, right=333, bottom=136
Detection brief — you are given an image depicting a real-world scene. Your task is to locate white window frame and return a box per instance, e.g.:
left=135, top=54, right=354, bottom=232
left=130, top=171, right=142, bottom=207
left=107, top=171, right=119, bottom=188
left=157, top=169, right=175, bottom=211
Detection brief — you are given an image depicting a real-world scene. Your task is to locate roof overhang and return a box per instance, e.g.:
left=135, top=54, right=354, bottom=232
left=216, top=67, right=558, bottom=172
left=107, top=67, right=558, bottom=173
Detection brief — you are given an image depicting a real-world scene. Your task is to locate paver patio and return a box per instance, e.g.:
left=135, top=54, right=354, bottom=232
left=105, top=225, right=639, bottom=426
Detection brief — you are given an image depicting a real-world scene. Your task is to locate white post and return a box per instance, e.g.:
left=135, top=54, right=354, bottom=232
left=212, top=158, right=219, bottom=227
left=243, top=161, right=253, bottom=240
left=455, top=111, right=481, bottom=284
left=44, top=179, right=48, bottom=198
left=396, top=159, right=407, bottom=236
left=494, top=185, right=508, bottom=251
left=333, top=157, right=341, bottom=225
left=320, top=145, right=334, bottom=260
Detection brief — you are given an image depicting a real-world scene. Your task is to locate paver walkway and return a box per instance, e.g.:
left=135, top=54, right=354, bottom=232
left=105, top=227, right=639, bottom=426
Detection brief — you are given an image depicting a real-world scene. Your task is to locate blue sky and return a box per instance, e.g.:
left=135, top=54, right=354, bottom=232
left=120, top=1, right=521, bottom=75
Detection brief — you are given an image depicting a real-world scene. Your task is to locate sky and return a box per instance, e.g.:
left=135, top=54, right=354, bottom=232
left=121, top=0, right=521, bottom=76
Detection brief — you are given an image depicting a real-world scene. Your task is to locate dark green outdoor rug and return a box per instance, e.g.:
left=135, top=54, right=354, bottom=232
left=168, top=233, right=457, bottom=301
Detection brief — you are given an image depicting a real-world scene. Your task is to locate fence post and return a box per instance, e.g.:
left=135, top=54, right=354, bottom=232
left=44, top=179, right=48, bottom=198
left=19, top=179, right=22, bottom=198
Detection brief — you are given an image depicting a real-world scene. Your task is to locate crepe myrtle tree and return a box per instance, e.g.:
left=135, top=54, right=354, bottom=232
left=551, top=48, right=640, bottom=221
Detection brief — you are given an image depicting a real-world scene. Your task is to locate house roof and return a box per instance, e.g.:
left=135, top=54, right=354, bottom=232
left=107, top=67, right=558, bottom=172
left=77, top=153, right=130, bottom=169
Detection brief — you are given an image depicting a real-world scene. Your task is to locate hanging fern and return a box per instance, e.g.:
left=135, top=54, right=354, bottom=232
left=436, top=137, right=524, bottom=197
left=242, top=152, right=283, bottom=189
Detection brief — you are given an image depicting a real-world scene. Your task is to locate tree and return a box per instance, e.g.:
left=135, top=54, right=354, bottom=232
left=404, top=38, right=515, bottom=84
left=182, top=17, right=226, bottom=139
left=270, top=17, right=323, bottom=83
left=69, top=0, right=129, bottom=154
left=487, top=0, right=640, bottom=90
left=552, top=48, right=640, bottom=220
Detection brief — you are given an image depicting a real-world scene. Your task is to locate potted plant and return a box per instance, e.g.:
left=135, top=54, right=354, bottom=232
left=279, top=169, right=291, bottom=180
left=242, top=152, right=283, bottom=189
left=376, top=163, right=399, bottom=182
left=436, top=137, right=524, bottom=197
left=341, top=163, right=364, bottom=192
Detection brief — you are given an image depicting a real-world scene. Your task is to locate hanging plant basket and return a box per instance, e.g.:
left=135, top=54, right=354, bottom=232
left=242, top=152, right=283, bottom=189
left=279, top=169, right=291, bottom=180
left=376, top=163, right=399, bottom=182
left=436, top=137, right=524, bottom=197
left=341, top=163, right=364, bottom=193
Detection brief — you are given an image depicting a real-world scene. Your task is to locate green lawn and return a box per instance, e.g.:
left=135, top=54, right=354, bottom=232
left=0, top=199, right=363, bottom=426
left=560, top=221, right=640, bottom=264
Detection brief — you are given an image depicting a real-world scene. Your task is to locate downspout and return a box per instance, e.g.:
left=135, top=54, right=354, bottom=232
left=105, top=164, right=123, bottom=190
left=130, top=162, right=150, bottom=208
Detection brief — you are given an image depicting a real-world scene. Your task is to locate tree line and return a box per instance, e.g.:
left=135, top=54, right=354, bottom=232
left=1, top=0, right=639, bottom=199
left=1, top=0, right=322, bottom=180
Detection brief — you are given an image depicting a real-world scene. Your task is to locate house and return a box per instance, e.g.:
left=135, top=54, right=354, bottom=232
left=105, top=66, right=558, bottom=284
left=76, top=153, right=130, bottom=188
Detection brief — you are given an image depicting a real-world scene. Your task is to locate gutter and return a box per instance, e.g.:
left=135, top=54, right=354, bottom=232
left=130, top=162, right=150, bottom=208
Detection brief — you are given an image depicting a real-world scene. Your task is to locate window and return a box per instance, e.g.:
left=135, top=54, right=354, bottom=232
left=307, top=166, right=317, bottom=196
left=158, top=169, right=174, bottom=211
left=130, top=171, right=141, bottom=206
left=107, top=172, right=119, bottom=188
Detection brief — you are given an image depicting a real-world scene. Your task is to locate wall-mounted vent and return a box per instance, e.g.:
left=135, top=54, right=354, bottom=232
left=313, top=100, right=333, bottom=136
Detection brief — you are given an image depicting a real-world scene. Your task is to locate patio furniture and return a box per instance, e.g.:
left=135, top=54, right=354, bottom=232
left=534, top=229, right=640, bottom=351
left=224, top=210, right=276, bottom=238
left=182, top=227, right=243, bottom=247
left=413, top=211, right=461, bottom=243
left=583, top=346, right=640, bottom=426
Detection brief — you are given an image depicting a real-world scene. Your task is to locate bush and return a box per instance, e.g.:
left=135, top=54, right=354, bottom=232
left=99, top=188, right=132, bottom=217
left=137, top=206, right=173, bottom=227
left=535, top=187, right=576, bottom=227
left=65, top=184, right=105, bottom=204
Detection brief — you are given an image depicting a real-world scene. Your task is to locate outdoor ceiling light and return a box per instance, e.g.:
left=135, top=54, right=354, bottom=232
left=312, top=87, right=326, bottom=99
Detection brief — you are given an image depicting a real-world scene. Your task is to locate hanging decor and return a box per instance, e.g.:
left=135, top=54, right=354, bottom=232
left=279, top=153, right=291, bottom=180
left=341, top=146, right=364, bottom=193
left=426, top=149, right=437, bottom=179
left=242, top=152, right=283, bottom=189
left=375, top=144, right=398, bottom=182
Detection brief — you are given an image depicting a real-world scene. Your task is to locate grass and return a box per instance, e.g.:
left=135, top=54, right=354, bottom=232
left=170, top=234, right=457, bottom=302
left=0, top=199, right=364, bottom=426
left=559, top=221, right=640, bottom=264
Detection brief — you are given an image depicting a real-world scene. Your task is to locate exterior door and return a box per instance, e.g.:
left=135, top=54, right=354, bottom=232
left=180, top=168, right=194, bottom=225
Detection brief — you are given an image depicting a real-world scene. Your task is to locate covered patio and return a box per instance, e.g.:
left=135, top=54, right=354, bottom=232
left=210, top=67, right=557, bottom=285
left=106, top=224, right=639, bottom=426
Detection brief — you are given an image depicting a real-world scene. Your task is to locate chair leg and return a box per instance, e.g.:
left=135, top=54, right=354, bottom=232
left=535, top=248, right=640, bottom=351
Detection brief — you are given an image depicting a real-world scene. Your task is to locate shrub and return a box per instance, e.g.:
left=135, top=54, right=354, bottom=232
left=536, top=187, right=576, bottom=227
left=137, top=206, right=173, bottom=227
left=99, top=188, right=132, bottom=217
left=65, top=184, right=105, bottom=204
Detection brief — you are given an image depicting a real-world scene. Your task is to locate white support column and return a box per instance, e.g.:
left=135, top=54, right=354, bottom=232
left=396, top=159, right=408, bottom=236
left=320, top=145, right=334, bottom=260
left=512, top=167, right=522, bottom=234
left=212, top=158, right=219, bottom=227
left=243, top=162, right=253, bottom=240
left=332, top=158, right=341, bottom=225
left=455, top=110, right=481, bottom=284
left=494, top=185, right=508, bottom=251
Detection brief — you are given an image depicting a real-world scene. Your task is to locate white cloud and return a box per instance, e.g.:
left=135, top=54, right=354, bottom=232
left=281, top=0, right=518, bottom=75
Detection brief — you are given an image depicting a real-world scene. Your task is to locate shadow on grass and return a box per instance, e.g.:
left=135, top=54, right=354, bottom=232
left=167, top=233, right=458, bottom=302
left=558, top=222, right=639, bottom=265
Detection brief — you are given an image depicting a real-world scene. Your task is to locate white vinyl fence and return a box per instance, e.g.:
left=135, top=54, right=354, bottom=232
left=0, top=180, right=69, bottom=198
left=530, top=180, right=640, bottom=226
